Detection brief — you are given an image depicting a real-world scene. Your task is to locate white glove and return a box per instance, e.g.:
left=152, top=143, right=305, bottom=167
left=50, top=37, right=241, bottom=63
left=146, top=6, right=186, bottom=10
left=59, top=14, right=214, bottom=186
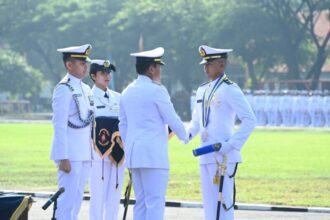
left=219, top=142, right=232, bottom=154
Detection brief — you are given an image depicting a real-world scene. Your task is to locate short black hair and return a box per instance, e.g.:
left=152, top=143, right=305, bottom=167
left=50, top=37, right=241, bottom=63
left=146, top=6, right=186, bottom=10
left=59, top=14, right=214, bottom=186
left=136, top=62, right=157, bottom=75
left=62, top=53, right=71, bottom=63
left=62, top=57, right=76, bottom=69
left=89, top=69, right=97, bottom=82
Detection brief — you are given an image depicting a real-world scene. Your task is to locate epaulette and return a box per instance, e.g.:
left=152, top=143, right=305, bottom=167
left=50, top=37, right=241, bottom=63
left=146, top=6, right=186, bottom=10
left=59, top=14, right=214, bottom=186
left=59, top=76, right=70, bottom=84
left=223, top=77, right=234, bottom=85
left=57, top=76, right=74, bottom=92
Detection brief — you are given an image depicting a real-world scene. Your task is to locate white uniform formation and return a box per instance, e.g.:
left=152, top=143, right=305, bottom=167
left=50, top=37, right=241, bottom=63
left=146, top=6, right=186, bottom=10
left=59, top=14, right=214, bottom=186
left=244, top=90, right=330, bottom=127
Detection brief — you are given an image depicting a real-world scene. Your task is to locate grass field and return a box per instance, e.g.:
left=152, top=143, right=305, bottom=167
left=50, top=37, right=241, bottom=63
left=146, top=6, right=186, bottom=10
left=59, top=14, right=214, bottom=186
left=0, top=123, right=329, bottom=207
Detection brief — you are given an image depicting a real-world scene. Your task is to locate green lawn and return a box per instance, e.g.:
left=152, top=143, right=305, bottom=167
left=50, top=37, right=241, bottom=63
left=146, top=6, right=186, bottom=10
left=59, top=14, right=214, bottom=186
left=0, top=123, right=329, bottom=207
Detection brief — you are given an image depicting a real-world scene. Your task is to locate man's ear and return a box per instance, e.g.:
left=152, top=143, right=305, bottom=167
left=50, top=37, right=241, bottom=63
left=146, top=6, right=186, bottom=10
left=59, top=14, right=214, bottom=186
left=147, top=65, right=154, bottom=74
left=65, top=60, right=72, bottom=70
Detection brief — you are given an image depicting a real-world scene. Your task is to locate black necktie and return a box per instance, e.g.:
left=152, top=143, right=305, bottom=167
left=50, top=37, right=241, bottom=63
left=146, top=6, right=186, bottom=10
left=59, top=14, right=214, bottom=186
left=104, top=93, right=109, bottom=99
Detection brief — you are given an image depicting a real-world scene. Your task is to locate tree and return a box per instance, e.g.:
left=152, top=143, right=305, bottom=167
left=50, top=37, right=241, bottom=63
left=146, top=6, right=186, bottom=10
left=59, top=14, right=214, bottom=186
left=260, top=0, right=330, bottom=89
left=2, top=0, right=328, bottom=96
left=0, top=49, right=43, bottom=98
left=206, top=1, right=282, bottom=90
left=108, top=0, right=212, bottom=92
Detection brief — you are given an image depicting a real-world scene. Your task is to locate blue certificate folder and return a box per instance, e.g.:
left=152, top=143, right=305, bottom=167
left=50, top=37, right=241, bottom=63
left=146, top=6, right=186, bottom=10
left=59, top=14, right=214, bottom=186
left=192, top=143, right=222, bottom=157
left=0, top=194, right=32, bottom=220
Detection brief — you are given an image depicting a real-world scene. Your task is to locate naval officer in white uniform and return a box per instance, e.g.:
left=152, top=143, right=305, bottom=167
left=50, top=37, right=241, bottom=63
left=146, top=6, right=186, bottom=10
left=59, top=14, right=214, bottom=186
left=323, top=90, right=330, bottom=127
left=89, top=60, right=125, bottom=220
left=119, top=47, right=189, bottom=220
left=50, top=44, right=94, bottom=220
left=188, top=45, right=256, bottom=220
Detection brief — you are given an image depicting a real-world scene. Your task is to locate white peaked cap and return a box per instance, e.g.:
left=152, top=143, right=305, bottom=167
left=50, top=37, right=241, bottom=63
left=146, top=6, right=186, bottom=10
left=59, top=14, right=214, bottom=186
left=57, top=44, right=92, bottom=53
left=130, top=47, right=164, bottom=58
left=199, top=45, right=233, bottom=64
left=130, top=47, right=165, bottom=65
left=90, top=59, right=110, bottom=66
left=199, top=45, right=233, bottom=55
left=57, top=44, right=92, bottom=61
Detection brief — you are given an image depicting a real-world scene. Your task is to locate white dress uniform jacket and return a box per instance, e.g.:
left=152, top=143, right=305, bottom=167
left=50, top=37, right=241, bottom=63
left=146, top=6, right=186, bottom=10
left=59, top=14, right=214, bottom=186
left=310, top=94, right=325, bottom=127
left=188, top=77, right=256, bottom=164
left=188, top=75, right=256, bottom=220
left=324, top=95, right=330, bottom=127
left=90, top=86, right=124, bottom=220
left=51, top=72, right=93, bottom=161
left=119, top=75, right=188, bottom=169
left=50, top=73, right=93, bottom=220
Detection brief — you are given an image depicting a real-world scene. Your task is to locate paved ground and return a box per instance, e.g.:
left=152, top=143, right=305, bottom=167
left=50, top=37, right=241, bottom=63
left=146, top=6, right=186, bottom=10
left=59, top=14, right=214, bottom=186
left=30, top=198, right=330, bottom=220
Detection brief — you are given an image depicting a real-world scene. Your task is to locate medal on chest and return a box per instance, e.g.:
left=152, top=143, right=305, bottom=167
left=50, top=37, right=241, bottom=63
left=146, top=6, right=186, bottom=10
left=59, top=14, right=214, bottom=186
left=201, top=129, right=208, bottom=142
left=211, top=93, right=221, bottom=106
left=201, top=74, right=226, bottom=141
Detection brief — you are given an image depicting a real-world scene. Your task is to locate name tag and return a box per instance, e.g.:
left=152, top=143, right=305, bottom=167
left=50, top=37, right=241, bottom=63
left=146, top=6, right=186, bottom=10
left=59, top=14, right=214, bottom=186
left=197, top=99, right=202, bottom=103
left=96, top=106, right=105, bottom=109
left=75, top=94, right=82, bottom=97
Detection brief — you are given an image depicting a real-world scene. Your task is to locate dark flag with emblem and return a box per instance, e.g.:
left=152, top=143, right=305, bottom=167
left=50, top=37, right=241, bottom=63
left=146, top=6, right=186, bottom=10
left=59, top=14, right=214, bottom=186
left=93, top=116, right=124, bottom=185
left=0, top=194, right=33, bottom=220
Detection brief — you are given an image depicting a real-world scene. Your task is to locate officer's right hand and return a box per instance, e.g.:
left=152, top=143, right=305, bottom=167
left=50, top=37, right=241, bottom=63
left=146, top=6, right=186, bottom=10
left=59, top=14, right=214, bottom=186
left=59, top=159, right=71, bottom=173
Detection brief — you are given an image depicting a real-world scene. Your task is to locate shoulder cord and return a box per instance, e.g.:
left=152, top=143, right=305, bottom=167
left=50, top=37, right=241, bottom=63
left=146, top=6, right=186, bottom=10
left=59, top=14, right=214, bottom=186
left=62, top=83, right=94, bottom=129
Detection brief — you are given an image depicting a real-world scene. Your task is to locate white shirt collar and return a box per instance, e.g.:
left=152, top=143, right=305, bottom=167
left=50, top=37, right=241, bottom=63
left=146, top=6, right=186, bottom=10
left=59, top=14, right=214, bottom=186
left=92, top=85, right=108, bottom=97
left=137, top=74, right=152, bottom=83
left=67, top=73, right=82, bottom=85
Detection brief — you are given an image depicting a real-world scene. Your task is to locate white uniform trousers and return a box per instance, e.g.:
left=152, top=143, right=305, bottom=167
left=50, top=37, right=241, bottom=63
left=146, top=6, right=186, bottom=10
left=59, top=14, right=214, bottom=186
left=326, top=111, right=330, bottom=127
left=89, top=161, right=125, bottom=220
left=55, top=161, right=90, bottom=220
left=131, top=168, right=169, bottom=220
left=200, top=163, right=236, bottom=220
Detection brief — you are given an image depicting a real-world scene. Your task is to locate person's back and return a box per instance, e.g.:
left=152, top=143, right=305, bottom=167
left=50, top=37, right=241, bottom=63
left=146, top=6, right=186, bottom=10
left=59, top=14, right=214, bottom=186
left=121, top=75, right=175, bottom=169
left=119, top=47, right=188, bottom=220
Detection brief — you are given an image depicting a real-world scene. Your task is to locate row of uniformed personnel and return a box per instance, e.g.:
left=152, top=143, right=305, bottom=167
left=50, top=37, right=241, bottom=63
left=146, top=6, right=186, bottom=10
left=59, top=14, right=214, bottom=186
left=244, top=90, right=330, bottom=127
left=50, top=44, right=256, bottom=220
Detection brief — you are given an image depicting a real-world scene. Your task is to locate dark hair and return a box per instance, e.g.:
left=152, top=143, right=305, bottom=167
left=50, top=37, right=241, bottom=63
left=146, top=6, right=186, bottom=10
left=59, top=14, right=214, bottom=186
left=89, top=68, right=97, bottom=82
left=62, top=57, right=76, bottom=69
left=62, top=54, right=70, bottom=63
left=89, top=64, right=116, bottom=81
left=136, top=62, right=156, bottom=75
left=90, top=64, right=116, bottom=75
left=89, top=65, right=99, bottom=77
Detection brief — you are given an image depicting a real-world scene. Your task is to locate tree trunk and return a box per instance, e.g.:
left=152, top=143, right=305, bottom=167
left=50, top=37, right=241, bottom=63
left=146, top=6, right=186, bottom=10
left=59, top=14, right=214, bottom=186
left=247, top=60, right=258, bottom=90
left=285, top=46, right=303, bottom=90
left=310, top=50, right=327, bottom=90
